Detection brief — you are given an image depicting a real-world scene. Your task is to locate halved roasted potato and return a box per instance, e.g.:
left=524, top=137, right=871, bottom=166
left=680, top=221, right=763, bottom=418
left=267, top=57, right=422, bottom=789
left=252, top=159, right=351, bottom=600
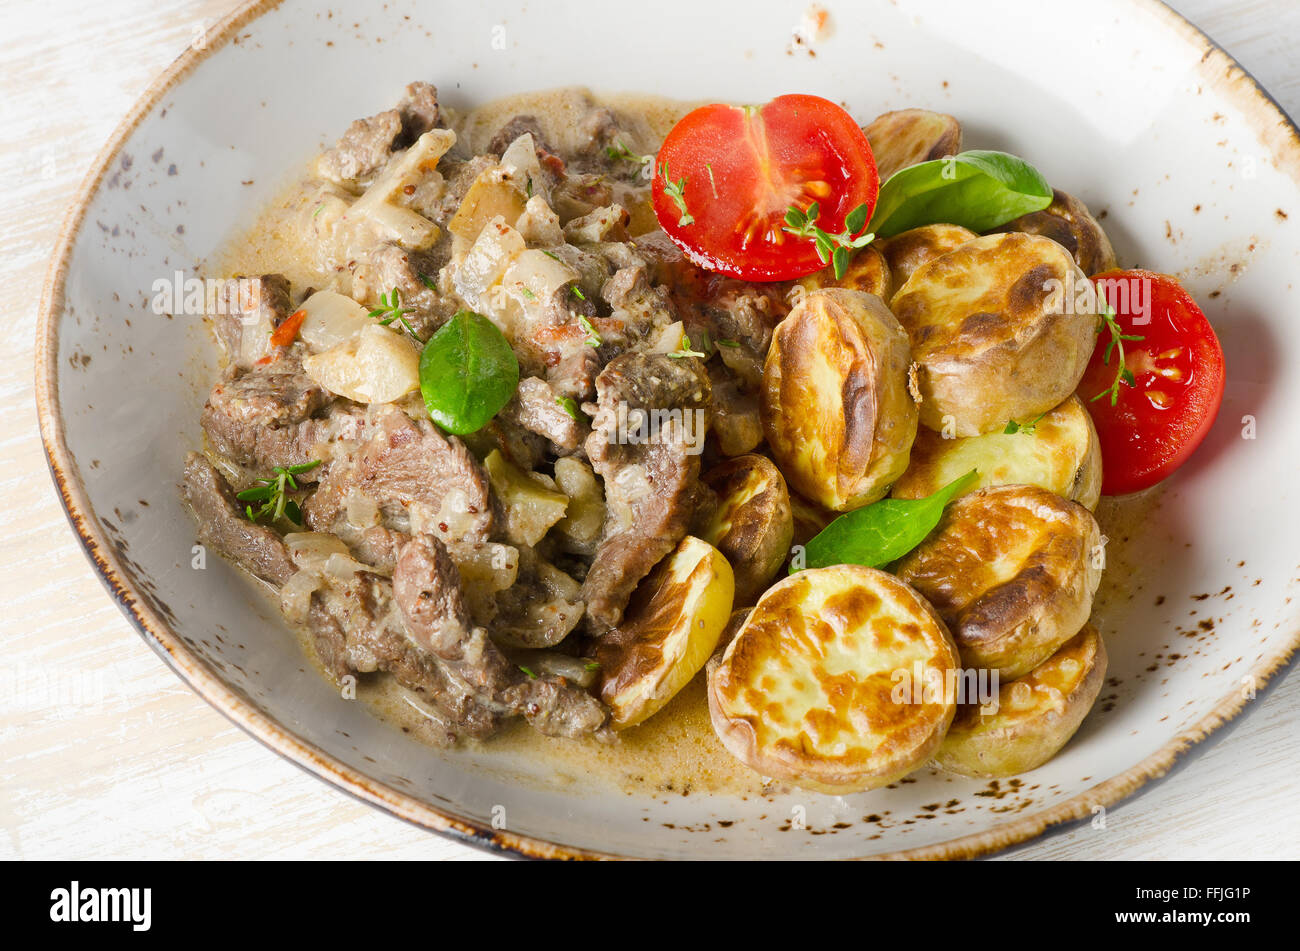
left=991, top=189, right=1117, bottom=277
left=862, top=109, right=963, bottom=180
left=762, top=288, right=918, bottom=511
left=936, top=623, right=1107, bottom=777
left=894, top=484, right=1102, bottom=680
left=891, top=232, right=1098, bottom=436
left=596, top=536, right=735, bottom=730
left=875, top=223, right=977, bottom=294
left=796, top=244, right=892, bottom=301
left=708, top=565, right=958, bottom=794
left=891, top=395, right=1102, bottom=510
left=699, top=454, right=794, bottom=606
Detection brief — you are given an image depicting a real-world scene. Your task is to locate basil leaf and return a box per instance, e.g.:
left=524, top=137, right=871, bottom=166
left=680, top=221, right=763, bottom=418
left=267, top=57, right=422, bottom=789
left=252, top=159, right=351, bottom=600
left=867, top=150, right=1052, bottom=238
left=418, top=310, right=520, bottom=435
left=798, top=470, right=979, bottom=572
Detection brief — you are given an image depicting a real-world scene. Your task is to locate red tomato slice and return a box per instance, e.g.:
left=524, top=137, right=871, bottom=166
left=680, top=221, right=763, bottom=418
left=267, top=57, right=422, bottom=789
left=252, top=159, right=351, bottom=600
left=651, top=94, right=878, bottom=281
left=1079, top=269, right=1225, bottom=495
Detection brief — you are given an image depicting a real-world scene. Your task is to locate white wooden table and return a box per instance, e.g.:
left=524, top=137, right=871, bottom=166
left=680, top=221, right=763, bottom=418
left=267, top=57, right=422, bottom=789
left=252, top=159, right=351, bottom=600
left=2, top=0, right=1296, bottom=861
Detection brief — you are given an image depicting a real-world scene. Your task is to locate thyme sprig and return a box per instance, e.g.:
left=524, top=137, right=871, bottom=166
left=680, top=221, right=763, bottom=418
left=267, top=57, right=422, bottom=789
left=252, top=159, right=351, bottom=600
left=368, top=287, right=419, bottom=340
left=237, top=460, right=321, bottom=525
left=782, top=201, right=875, bottom=279
left=659, top=162, right=694, bottom=227
left=1089, top=289, right=1145, bottom=406
left=667, top=333, right=706, bottom=359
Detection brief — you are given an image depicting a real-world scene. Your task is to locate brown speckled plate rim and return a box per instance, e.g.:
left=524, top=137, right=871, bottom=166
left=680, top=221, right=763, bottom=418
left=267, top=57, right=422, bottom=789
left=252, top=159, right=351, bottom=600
left=33, top=0, right=1300, bottom=861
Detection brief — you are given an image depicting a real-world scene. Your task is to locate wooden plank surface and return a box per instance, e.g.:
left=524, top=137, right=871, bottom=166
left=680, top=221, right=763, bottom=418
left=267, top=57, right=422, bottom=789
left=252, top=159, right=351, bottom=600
left=1, top=0, right=1295, bottom=861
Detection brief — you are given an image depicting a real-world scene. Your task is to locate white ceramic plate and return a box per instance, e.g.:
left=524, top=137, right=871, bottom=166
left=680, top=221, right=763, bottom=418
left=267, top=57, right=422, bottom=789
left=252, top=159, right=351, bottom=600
left=36, top=0, right=1300, bottom=859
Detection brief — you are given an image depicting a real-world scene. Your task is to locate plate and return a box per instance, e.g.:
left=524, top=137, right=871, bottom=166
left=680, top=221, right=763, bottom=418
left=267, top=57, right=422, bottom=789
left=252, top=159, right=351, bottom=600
left=35, top=0, right=1300, bottom=859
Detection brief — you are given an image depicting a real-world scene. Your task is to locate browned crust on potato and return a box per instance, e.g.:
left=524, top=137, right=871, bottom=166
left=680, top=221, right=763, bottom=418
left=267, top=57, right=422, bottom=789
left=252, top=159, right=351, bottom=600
left=937, top=623, right=1108, bottom=777
left=991, top=189, right=1118, bottom=276
left=708, top=565, right=958, bottom=793
left=877, top=223, right=977, bottom=295
left=701, top=454, right=795, bottom=607
left=863, top=109, right=963, bottom=180
left=761, top=289, right=918, bottom=511
left=894, top=484, right=1102, bottom=679
left=797, top=244, right=893, bottom=300
left=890, top=233, right=1097, bottom=436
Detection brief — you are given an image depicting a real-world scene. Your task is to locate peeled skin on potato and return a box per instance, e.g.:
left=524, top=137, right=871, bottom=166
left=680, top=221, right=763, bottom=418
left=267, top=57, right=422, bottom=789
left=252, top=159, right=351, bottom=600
left=892, top=395, right=1102, bottom=511
left=894, top=484, right=1102, bottom=680
left=991, top=189, right=1117, bottom=277
left=862, top=109, right=963, bottom=181
left=891, top=232, right=1099, bottom=436
left=876, top=223, right=977, bottom=297
left=936, top=623, right=1107, bottom=777
left=762, top=288, right=918, bottom=512
left=699, top=454, right=795, bottom=608
left=596, top=536, right=734, bottom=730
left=708, top=565, right=959, bottom=794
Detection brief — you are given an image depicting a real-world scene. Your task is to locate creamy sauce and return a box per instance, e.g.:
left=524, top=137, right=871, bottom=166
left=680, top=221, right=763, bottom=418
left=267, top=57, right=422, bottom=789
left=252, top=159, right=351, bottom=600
left=211, top=87, right=1143, bottom=801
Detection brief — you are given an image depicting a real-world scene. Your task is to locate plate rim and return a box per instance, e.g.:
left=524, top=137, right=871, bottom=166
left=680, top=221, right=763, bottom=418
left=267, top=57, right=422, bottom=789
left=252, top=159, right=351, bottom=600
left=33, top=0, right=1300, bottom=861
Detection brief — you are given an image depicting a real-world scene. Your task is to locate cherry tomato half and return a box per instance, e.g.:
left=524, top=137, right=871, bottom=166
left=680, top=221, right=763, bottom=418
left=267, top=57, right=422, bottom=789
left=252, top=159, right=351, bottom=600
left=651, top=94, right=879, bottom=281
left=1079, top=269, right=1225, bottom=495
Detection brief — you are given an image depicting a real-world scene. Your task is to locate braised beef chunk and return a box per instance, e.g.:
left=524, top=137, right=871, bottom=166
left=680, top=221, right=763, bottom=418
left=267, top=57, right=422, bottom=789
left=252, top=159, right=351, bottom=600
left=360, top=242, right=455, bottom=338
left=200, top=353, right=334, bottom=479
left=318, top=82, right=442, bottom=187
left=318, top=110, right=404, bottom=186
left=304, top=406, right=495, bottom=541
left=182, top=452, right=296, bottom=586
left=487, top=115, right=551, bottom=157
left=581, top=352, right=713, bottom=631
left=503, top=376, right=585, bottom=454
left=208, top=273, right=293, bottom=370
left=393, top=535, right=607, bottom=737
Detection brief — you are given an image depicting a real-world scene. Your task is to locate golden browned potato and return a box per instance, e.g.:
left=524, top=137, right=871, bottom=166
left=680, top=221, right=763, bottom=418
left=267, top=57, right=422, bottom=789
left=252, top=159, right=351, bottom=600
left=875, top=223, right=977, bottom=294
left=936, top=623, right=1107, bottom=777
left=862, top=109, right=963, bottom=180
left=894, top=484, right=1102, bottom=680
left=597, top=536, right=734, bottom=730
left=796, top=244, right=892, bottom=300
left=991, top=189, right=1117, bottom=277
left=891, top=233, right=1098, bottom=436
left=891, top=395, right=1102, bottom=510
left=699, top=455, right=795, bottom=607
left=762, top=288, right=918, bottom=511
left=708, top=565, right=958, bottom=794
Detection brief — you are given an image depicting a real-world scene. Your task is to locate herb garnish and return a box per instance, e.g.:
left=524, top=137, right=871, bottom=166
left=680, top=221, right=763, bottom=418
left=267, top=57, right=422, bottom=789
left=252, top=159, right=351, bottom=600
left=369, top=287, right=419, bottom=340
left=659, top=162, right=694, bottom=226
left=237, top=460, right=321, bottom=525
left=606, top=140, right=653, bottom=168
left=1004, top=410, right=1049, bottom=435
left=578, top=314, right=602, bottom=348
left=1089, top=287, right=1144, bottom=406
left=783, top=201, right=875, bottom=279
left=556, top=396, right=582, bottom=421
left=570, top=285, right=587, bottom=301
left=519, top=666, right=538, bottom=679
left=667, top=334, right=706, bottom=359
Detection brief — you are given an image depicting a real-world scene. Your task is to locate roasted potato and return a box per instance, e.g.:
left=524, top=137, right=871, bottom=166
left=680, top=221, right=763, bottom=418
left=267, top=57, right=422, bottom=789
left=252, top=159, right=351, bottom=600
left=762, top=288, right=918, bottom=511
left=708, top=565, right=958, bottom=793
left=796, top=244, right=892, bottom=301
left=699, top=454, right=795, bottom=606
left=936, top=623, right=1107, bottom=777
left=597, top=536, right=735, bottom=730
left=891, top=232, right=1098, bottom=436
left=894, top=484, right=1102, bottom=680
left=862, top=109, right=963, bottom=180
left=991, top=189, right=1117, bottom=277
left=875, top=223, right=977, bottom=294
left=891, top=395, right=1102, bottom=510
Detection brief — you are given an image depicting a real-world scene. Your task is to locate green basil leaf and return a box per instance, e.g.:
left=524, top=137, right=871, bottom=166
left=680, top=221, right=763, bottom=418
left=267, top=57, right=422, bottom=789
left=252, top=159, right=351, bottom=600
left=798, top=470, right=979, bottom=572
left=867, top=150, right=1053, bottom=238
left=418, top=310, right=520, bottom=435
